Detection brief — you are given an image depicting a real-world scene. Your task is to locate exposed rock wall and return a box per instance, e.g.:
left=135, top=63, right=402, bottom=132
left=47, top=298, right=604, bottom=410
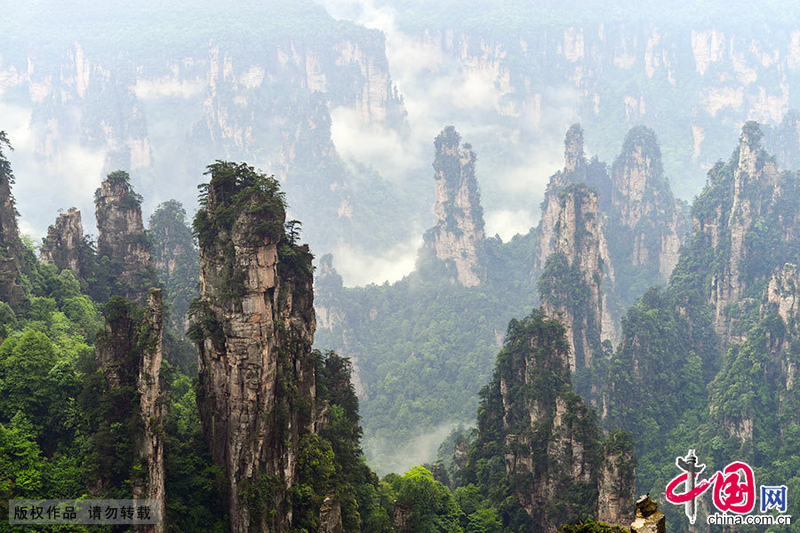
left=769, top=263, right=800, bottom=328
left=610, top=126, right=688, bottom=282
left=192, top=164, right=317, bottom=533
left=692, top=122, right=793, bottom=338
left=597, top=432, right=636, bottom=526
left=40, top=207, right=86, bottom=277
left=403, top=23, right=800, bottom=182
left=427, top=126, right=486, bottom=286
left=94, top=293, right=165, bottom=528
left=134, top=289, right=166, bottom=533
left=537, top=125, right=620, bottom=352
left=0, top=137, right=26, bottom=312
left=95, top=171, right=157, bottom=303
left=476, top=311, right=634, bottom=532
left=538, top=185, right=608, bottom=372
left=768, top=264, right=800, bottom=416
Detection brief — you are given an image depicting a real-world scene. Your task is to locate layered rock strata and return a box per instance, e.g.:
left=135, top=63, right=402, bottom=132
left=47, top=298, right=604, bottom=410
left=95, top=171, right=157, bottom=302
left=192, top=163, right=317, bottom=533
left=538, top=185, right=609, bottom=372
left=426, top=126, right=486, bottom=286
left=476, top=311, right=635, bottom=533
left=95, top=292, right=166, bottom=532
left=40, top=207, right=86, bottom=277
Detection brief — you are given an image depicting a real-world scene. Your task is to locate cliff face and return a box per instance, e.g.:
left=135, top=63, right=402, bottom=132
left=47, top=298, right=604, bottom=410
left=692, top=122, right=798, bottom=338
left=538, top=185, right=608, bottom=372
left=470, top=311, right=634, bottom=533
left=399, top=21, right=800, bottom=190
left=192, top=162, right=317, bottom=533
left=134, top=289, right=166, bottom=533
left=537, top=125, right=613, bottom=270
left=610, top=127, right=688, bottom=282
left=536, top=125, right=618, bottom=353
left=425, top=126, right=486, bottom=286
left=40, top=207, right=86, bottom=277
left=597, top=432, right=636, bottom=526
left=535, top=124, right=689, bottom=362
left=1, top=2, right=407, bottom=257
left=148, top=200, right=200, bottom=339
left=95, top=171, right=157, bottom=303
left=94, top=293, right=165, bottom=531
left=0, top=134, right=26, bottom=312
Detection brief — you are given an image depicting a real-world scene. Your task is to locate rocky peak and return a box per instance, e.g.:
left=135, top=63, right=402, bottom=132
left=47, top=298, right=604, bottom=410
left=0, top=132, right=26, bottom=312
left=630, top=495, right=665, bottom=533
left=609, top=126, right=688, bottom=281
left=40, top=207, right=86, bottom=277
left=699, top=122, right=788, bottom=336
left=473, top=310, right=635, bottom=532
left=736, top=121, right=765, bottom=189
left=564, top=123, right=586, bottom=173
left=191, top=162, right=317, bottom=533
left=94, top=292, right=165, bottom=526
left=427, top=125, right=486, bottom=286
left=768, top=263, right=800, bottom=329
left=611, top=126, right=666, bottom=228
left=538, top=185, right=611, bottom=373
left=597, top=431, right=636, bottom=527
left=95, top=171, right=157, bottom=303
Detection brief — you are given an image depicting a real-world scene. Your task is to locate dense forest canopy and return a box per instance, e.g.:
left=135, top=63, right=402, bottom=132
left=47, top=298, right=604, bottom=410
left=3, top=2, right=800, bottom=532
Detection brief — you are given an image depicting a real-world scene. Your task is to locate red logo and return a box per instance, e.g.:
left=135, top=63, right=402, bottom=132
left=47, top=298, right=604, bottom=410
left=666, top=457, right=755, bottom=515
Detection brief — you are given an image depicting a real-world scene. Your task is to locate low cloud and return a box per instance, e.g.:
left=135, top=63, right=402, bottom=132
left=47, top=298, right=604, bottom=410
left=0, top=98, right=107, bottom=240
left=332, top=235, right=423, bottom=287
left=320, top=0, right=582, bottom=248
left=132, top=78, right=205, bottom=100
left=364, top=422, right=458, bottom=477
left=485, top=208, right=536, bottom=241
left=330, top=106, right=424, bottom=180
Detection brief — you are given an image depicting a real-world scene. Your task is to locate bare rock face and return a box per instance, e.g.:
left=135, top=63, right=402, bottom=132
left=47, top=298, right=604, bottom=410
left=192, top=163, right=316, bottom=533
left=478, top=311, right=634, bottom=533
left=95, top=171, right=157, bottom=303
left=134, top=289, right=166, bottom=533
left=94, top=292, right=165, bottom=531
left=426, top=126, right=486, bottom=286
left=597, top=432, right=636, bottom=527
left=769, top=263, right=800, bottom=329
left=538, top=185, right=608, bottom=372
left=319, top=496, right=343, bottom=533
left=40, top=207, right=86, bottom=277
left=564, top=123, right=586, bottom=173
left=630, top=495, right=665, bottom=533
left=0, top=135, right=26, bottom=312
left=610, top=127, right=688, bottom=282
left=536, top=125, right=619, bottom=349
left=693, top=122, right=794, bottom=338
left=715, top=124, right=774, bottom=325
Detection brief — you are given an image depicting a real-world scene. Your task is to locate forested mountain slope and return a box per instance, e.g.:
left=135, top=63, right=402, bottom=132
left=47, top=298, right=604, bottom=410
left=315, top=123, right=690, bottom=472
